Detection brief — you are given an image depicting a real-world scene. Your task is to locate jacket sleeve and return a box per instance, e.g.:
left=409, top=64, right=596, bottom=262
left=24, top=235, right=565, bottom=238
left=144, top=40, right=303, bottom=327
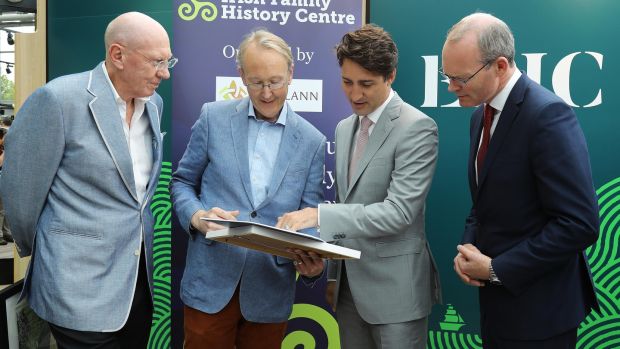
left=0, top=86, right=66, bottom=257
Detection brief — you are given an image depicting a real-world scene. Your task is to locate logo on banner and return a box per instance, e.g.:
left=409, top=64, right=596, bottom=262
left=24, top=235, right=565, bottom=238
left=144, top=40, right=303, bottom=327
left=216, top=76, right=323, bottom=112
left=178, top=0, right=357, bottom=26
left=178, top=0, right=218, bottom=21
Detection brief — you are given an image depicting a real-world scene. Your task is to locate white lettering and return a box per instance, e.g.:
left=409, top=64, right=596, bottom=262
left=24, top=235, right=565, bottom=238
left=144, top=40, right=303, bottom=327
left=222, top=45, right=238, bottom=59
left=296, top=47, right=315, bottom=64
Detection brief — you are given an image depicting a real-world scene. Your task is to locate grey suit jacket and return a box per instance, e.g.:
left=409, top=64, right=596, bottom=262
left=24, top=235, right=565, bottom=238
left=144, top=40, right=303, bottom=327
left=0, top=63, right=164, bottom=331
left=320, top=92, right=441, bottom=324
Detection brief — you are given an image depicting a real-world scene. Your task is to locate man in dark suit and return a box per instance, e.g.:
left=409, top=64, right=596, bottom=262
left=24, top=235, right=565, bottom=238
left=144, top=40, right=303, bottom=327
left=441, top=13, right=599, bottom=348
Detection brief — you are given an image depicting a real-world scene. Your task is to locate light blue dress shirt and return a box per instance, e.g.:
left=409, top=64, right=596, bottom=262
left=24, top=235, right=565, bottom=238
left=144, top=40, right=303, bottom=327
left=247, top=101, right=287, bottom=207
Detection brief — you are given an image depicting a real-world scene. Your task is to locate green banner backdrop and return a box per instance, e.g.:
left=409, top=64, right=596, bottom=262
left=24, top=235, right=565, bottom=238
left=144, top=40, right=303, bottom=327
left=372, top=1, right=620, bottom=348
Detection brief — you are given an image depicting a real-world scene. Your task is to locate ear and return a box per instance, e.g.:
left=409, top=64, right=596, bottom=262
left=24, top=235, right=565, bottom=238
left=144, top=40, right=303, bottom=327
left=238, top=68, right=246, bottom=84
left=496, top=57, right=510, bottom=76
left=288, top=64, right=294, bottom=83
left=386, top=68, right=397, bottom=85
left=108, top=43, right=125, bottom=69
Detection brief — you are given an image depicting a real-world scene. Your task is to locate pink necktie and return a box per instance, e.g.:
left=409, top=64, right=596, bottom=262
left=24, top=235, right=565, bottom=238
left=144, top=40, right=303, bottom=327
left=349, top=116, right=373, bottom=183
left=477, top=104, right=495, bottom=177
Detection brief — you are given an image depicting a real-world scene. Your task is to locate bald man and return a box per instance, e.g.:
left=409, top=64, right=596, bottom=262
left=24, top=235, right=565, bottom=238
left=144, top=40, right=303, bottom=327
left=0, top=12, right=175, bottom=348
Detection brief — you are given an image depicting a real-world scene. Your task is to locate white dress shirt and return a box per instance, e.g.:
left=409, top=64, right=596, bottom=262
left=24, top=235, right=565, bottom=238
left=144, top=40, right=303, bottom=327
left=102, top=63, right=153, bottom=203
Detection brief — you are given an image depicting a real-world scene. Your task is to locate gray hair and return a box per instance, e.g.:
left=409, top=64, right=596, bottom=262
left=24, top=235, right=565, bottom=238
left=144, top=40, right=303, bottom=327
left=447, top=13, right=515, bottom=66
left=236, top=29, right=293, bottom=70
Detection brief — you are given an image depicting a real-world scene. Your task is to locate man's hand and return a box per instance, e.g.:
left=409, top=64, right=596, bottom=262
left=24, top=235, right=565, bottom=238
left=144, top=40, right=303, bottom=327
left=325, top=280, right=336, bottom=312
left=290, top=249, right=324, bottom=278
left=276, top=207, right=318, bottom=231
left=453, top=243, right=491, bottom=287
left=190, top=207, right=239, bottom=235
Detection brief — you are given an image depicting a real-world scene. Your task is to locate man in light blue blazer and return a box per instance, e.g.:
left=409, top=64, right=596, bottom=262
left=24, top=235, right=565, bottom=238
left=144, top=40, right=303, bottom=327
left=172, top=29, right=325, bottom=349
left=0, top=12, right=174, bottom=348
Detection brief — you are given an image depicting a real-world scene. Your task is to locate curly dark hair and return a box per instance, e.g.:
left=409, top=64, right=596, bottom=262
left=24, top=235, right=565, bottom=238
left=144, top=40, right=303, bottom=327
left=336, top=24, right=398, bottom=81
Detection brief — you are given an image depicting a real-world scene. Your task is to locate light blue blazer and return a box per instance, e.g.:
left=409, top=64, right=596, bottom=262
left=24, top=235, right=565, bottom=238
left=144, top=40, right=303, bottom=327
left=172, top=97, right=325, bottom=322
left=0, top=63, right=164, bottom=331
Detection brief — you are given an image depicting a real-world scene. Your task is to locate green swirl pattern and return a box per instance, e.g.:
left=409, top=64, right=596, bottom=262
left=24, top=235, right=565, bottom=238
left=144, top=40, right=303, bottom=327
left=148, top=162, right=172, bottom=349
left=423, top=178, right=620, bottom=349
left=283, top=303, right=341, bottom=349
left=428, top=331, right=482, bottom=349
left=178, top=0, right=218, bottom=22
left=578, top=177, right=620, bottom=349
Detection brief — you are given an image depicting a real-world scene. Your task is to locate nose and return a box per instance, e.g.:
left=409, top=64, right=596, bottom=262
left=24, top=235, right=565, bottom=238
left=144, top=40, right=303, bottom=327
left=260, top=85, right=273, bottom=98
left=158, top=67, right=171, bottom=80
left=447, top=79, right=460, bottom=93
left=349, top=84, right=363, bottom=101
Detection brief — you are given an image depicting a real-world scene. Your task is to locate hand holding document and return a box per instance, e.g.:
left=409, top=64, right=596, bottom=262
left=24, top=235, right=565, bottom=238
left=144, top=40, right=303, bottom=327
left=201, top=218, right=361, bottom=260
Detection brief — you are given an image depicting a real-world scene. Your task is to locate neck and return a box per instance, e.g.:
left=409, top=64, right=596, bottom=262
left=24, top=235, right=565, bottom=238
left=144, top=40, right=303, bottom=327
left=105, top=62, right=133, bottom=104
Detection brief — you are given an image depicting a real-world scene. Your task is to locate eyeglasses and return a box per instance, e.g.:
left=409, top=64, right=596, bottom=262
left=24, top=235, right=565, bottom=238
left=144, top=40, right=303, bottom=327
left=439, top=61, right=490, bottom=86
left=245, top=80, right=287, bottom=91
left=133, top=50, right=178, bottom=71
left=121, top=44, right=178, bottom=71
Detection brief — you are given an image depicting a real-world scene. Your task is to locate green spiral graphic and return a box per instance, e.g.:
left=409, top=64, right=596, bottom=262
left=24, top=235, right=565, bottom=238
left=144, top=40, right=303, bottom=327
left=282, top=303, right=340, bottom=349
left=147, top=163, right=172, bottom=349
left=577, top=177, right=620, bottom=349
left=178, top=0, right=218, bottom=22
left=422, top=177, right=620, bottom=349
left=428, top=331, right=482, bottom=349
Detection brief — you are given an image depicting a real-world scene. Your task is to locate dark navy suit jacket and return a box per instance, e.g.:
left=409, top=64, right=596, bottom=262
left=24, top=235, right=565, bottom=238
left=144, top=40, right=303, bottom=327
left=463, top=73, right=599, bottom=340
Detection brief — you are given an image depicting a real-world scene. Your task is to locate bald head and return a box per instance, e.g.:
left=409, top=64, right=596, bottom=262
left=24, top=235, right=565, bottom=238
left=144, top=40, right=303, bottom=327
left=446, top=12, right=515, bottom=66
left=104, top=12, right=172, bottom=101
left=105, top=12, right=169, bottom=56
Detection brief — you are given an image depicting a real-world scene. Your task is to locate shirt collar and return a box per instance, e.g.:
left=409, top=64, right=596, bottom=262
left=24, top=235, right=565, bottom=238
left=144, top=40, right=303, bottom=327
left=248, top=99, right=288, bottom=126
left=489, top=69, right=521, bottom=112
left=101, top=62, right=151, bottom=105
left=357, top=89, right=395, bottom=124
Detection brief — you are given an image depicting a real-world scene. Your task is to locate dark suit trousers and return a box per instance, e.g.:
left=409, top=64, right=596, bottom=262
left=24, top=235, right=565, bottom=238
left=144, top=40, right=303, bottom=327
left=482, top=327, right=577, bottom=349
left=49, top=249, right=152, bottom=349
left=183, top=284, right=287, bottom=349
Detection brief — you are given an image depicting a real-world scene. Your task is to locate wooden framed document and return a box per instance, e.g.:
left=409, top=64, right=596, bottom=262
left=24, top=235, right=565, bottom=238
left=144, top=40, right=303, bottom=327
left=201, top=218, right=361, bottom=260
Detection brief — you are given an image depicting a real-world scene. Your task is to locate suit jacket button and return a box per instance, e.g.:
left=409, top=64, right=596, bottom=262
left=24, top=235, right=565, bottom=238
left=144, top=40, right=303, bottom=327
left=250, top=211, right=257, bottom=218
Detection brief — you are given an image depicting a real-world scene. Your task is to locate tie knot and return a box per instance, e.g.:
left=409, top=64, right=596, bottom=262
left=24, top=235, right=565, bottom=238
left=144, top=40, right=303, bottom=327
left=360, top=116, right=373, bottom=132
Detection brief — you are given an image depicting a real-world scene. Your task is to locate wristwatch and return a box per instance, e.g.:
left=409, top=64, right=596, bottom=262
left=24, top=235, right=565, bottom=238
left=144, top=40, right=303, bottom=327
left=488, top=260, right=502, bottom=285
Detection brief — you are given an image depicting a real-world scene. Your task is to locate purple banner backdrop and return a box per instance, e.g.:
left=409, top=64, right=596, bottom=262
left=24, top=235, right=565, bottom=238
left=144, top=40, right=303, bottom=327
left=172, top=1, right=364, bottom=347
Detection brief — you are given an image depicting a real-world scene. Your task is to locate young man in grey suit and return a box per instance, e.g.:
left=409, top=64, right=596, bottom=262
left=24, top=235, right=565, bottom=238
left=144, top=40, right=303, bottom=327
left=278, top=24, right=442, bottom=349
left=0, top=12, right=174, bottom=348
left=172, top=29, right=325, bottom=349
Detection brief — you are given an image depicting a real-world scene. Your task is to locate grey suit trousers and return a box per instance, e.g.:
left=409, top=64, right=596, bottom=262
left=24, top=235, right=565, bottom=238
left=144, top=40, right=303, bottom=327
left=337, top=267, right=428, bottom=349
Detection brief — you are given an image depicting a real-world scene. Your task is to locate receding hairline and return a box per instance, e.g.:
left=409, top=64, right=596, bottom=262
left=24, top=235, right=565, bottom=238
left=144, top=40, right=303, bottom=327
left=236, top=29, right=293, bottom=70
left=104, top=12, right=167, bottom=51
left=446, top=13, right=504, bottom=42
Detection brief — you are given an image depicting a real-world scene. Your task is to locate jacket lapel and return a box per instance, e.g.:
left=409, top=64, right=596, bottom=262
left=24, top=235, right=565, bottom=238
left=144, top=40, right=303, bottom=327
left=345, top=93, right=399, bottom=199
left=257, top=104, right=301, bottom=210
left=144, top=99, right=162, bottom=202
left=336, top=115, right=357, bottom=198
left=230, top=98, right=255, bottom=207
left=476, top=73, right=528, bottom=194
left=469, top=107, right=483, bottom=197
left=87, top=64, right=138, bottom=203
